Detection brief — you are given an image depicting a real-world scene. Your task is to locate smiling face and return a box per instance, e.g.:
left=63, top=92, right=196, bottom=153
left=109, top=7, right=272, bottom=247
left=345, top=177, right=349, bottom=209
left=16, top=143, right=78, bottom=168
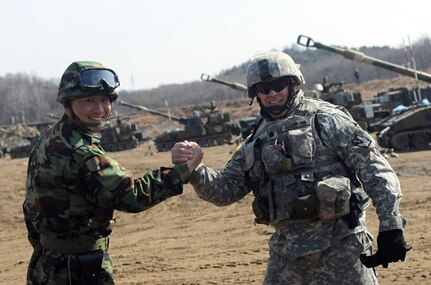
left=256, top=79, right=290, bottom=119
left=67, top=95, right=112, bottom=133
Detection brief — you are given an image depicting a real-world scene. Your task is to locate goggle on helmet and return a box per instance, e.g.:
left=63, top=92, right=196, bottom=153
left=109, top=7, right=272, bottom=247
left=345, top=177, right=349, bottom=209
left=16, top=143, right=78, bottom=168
left=57, top=61, right=120, bottom=104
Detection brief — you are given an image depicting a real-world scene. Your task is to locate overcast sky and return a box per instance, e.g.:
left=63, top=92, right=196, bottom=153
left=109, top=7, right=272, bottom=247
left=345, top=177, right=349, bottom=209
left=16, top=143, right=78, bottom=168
left=1, top=0, right=429, bottom=90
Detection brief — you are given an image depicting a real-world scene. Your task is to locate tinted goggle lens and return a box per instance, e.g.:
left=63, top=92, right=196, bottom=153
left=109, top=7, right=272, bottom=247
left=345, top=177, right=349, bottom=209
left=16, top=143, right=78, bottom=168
left=255, top=78, right=289, bottom=95
left=79, top=69, right=119, bottom=89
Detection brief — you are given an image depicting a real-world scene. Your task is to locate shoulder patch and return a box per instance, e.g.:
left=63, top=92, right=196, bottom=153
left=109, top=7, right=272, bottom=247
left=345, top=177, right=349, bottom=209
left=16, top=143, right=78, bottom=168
left=351, top=134, right=372, bottom=148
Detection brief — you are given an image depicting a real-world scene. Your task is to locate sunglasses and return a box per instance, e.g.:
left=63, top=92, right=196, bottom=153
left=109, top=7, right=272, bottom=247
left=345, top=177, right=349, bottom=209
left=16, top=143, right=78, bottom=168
left=254, top=77, right=289, bottom=95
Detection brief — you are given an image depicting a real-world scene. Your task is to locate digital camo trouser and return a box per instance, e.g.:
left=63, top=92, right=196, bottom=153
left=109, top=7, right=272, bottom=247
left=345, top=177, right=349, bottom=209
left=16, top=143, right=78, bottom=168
left=263, top=232, right=379, bottom=285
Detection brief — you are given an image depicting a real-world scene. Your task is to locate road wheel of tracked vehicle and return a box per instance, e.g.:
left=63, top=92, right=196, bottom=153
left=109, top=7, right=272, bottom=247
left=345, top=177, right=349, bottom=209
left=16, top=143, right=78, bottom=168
left=216, top=137, right=225, bottom=145
left=156, top=143, right=166, bottom=152
left=391, top=133, right=410, bottom=151
left=207, top=138, right=216, bottom=147
left=158, top=142, right=174, bottom=152
left=200, top=139, right=209, bottom=147
left=411, top=133, right=430, bottom=150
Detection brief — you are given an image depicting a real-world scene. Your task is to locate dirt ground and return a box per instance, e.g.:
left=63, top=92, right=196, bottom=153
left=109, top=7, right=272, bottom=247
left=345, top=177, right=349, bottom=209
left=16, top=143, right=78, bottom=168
left=0, top=140, right=430, bottom=285
left=1, top=75, right=430, bottom=284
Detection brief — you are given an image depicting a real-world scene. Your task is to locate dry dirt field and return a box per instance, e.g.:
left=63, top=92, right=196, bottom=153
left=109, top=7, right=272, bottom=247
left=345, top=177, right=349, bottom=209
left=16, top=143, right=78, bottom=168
left=1, top=76, right=431, bottom=284
left=0, top=141, right=430, bottom=285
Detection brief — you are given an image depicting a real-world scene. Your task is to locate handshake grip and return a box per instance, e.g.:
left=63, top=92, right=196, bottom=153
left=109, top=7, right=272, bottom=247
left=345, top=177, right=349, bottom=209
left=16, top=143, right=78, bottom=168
left=360, top=229, right=412, bottom=268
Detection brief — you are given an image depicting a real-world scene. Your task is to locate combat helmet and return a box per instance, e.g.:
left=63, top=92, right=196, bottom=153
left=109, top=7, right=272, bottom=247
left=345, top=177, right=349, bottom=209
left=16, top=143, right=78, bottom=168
left=57, top=61, right=120, bottom=104
left=246, top=51, right=305, bottom=98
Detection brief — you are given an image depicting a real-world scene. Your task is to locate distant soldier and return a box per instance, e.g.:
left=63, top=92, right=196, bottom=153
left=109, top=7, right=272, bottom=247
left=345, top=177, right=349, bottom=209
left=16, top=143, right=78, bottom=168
left=23, top=61, right=203, bottom=284
left=172, top=51, right=411, bottom=285
left=184, top=110, right=206, bottom=136
left=209, top=100, right=219, bottom=112
left=354, top=67, right=361, bottom=83
left=322, top=75, right=331, bottom=93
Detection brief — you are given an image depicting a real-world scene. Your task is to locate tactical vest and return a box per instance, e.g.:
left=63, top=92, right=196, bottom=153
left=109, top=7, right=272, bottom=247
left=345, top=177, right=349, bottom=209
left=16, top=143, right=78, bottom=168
left=242, top=98, right=355, bottom=226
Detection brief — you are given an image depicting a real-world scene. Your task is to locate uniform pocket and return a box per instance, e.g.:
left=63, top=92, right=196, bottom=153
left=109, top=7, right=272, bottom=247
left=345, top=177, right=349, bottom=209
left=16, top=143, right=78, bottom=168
left=316, top=176, right=351, bottom=220
left=288, top=127, right=315, bottom=169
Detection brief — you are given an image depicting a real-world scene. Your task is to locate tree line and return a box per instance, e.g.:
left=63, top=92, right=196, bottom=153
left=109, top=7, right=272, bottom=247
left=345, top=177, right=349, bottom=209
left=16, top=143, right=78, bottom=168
left=1, top=36, right=431, bottom=126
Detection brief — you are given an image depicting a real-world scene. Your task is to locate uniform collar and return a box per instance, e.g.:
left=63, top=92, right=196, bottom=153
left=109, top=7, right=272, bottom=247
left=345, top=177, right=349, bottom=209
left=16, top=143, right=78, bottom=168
left=61, top=114, right=101, bottom=144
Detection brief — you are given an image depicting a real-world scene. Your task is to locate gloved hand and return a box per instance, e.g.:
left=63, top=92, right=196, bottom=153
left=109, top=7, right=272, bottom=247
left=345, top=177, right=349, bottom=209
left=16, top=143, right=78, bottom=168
left=360, top=229, right=412, bottom=268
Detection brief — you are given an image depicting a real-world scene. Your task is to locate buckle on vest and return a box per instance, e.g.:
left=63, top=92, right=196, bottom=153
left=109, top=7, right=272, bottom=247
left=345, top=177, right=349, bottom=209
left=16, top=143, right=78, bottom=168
left=300, top=170, right=315, bottom=182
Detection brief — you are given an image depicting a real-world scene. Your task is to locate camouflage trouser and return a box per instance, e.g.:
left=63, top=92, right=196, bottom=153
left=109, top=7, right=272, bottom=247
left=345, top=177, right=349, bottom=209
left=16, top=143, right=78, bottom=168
left=26, top=246, right=114, bottom=285
left=263, top=232, right=379, bottom=285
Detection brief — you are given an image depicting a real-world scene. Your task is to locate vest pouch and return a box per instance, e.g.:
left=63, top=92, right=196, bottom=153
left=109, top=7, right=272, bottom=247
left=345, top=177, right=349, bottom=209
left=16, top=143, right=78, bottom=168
left=287, top=127, right=315, bottom=169
left=316, top=176, right=351, bottom=220
left=252, top=195, right=270, bottom=225
left=261, top=143, right=284, bottom=175
left=290, top=194, right=318, bottom=220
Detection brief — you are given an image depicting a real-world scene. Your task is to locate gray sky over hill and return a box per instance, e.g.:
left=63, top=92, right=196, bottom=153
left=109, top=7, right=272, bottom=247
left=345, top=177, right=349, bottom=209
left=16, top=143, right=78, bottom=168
left=1, top=0, right=429, bottom=90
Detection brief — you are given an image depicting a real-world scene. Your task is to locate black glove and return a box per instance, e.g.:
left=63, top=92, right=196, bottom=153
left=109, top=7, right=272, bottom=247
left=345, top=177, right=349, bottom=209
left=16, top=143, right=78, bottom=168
left=360, top=229, right=412, bottom=268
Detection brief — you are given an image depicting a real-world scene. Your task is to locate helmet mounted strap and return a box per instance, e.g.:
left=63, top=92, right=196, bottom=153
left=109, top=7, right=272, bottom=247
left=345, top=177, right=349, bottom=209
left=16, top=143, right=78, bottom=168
left=257, top=59, right=273, bottom=80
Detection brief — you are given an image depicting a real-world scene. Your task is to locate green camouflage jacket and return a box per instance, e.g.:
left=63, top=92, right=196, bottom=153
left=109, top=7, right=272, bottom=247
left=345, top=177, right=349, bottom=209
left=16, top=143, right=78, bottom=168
left=23, top=114, right=189, bottom=249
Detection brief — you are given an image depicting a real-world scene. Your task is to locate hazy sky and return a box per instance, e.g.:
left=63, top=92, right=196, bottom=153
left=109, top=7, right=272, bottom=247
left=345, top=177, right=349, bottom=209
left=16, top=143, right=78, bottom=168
left=1, top=0, right=429, bottom=90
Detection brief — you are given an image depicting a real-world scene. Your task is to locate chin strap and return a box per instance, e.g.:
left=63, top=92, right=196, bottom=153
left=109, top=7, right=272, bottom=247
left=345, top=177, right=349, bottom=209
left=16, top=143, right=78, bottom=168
left=257, top=83, right=298, bottom=120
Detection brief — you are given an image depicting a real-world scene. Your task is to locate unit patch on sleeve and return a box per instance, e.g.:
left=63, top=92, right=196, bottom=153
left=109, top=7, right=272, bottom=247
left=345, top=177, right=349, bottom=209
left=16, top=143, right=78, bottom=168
left=351, top=134, right=372, bottom=148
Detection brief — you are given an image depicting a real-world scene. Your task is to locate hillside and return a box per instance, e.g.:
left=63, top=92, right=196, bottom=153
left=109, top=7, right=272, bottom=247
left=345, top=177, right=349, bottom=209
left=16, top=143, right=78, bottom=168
left=1, top=71, right=429, bottom=151
left=1, top=36, right=431, bottom=126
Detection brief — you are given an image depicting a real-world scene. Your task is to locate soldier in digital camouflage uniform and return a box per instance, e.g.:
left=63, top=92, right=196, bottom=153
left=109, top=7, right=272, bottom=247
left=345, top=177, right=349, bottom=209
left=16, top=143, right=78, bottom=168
left=172, top=51, right=411, bottom=285
left=23, top=61, right=203, bottom=285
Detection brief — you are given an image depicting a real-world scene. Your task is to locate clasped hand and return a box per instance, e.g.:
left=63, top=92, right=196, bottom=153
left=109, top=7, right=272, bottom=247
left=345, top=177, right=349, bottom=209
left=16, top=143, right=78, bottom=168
left=171, top=140, right=203, bottom=172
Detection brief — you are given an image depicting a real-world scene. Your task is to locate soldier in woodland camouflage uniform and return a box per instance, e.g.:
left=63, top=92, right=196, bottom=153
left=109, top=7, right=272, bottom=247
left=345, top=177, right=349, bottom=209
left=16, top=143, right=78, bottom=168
left=23, top=61, right=203, bottom=285
left=172, top=51, right=411, bottom=285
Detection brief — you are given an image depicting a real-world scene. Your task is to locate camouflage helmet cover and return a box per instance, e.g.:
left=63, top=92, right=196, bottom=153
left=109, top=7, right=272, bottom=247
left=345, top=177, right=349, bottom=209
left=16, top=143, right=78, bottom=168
left=57, top=61, right=119, bottom=103
left=246, top=51, right=305, bottom=98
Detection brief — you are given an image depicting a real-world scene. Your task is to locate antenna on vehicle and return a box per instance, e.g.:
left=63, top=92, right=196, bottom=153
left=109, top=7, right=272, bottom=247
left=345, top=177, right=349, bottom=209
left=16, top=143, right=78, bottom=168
left=406, top=36, right=421, bottom=101
left=165, top=100, right=171, bottom=120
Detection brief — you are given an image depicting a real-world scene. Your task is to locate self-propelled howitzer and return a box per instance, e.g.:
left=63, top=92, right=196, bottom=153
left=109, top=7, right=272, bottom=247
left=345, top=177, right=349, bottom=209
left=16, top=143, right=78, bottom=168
left=0, top=127, right=38, bottom=159
left=48, top=112, right=141, bottom=152
left=201, top=73, right=258, bottom=139
left=117, top=100, right=240, bottom=152
left=297, top=35, right=431, bottom=84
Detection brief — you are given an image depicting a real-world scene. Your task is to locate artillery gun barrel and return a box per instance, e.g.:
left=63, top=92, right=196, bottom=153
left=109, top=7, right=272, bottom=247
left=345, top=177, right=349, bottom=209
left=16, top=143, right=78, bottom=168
left=47, top=113, right=60, bottom=120
left=117, top=100, right=186, bottom=123
left=201, top=73, right=248, bottom=91
left=297, top=35, right=431, bottom=84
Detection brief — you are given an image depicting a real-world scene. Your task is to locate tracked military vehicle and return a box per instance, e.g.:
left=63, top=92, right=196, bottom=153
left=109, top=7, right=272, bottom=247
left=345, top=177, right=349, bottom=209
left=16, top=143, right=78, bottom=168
left=8, top=142, right=34, bottom=159
left=48, top=113, right=141, bottom=152
left=0, top=127, right=39, bottom=159
left=100, top=116, right=140, bottom=152
left=118, top=100, right=240, bottom=152
left=201, top=73, right=259, bottom=139
left=297, top=35, right=431, bottom=132
left=376, top=105, right=431, bottom=151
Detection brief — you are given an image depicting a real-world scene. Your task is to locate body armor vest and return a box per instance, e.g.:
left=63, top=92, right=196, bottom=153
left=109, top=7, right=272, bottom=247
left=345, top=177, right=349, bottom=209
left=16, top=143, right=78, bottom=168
left=243, top=97, right=353, bottom=226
